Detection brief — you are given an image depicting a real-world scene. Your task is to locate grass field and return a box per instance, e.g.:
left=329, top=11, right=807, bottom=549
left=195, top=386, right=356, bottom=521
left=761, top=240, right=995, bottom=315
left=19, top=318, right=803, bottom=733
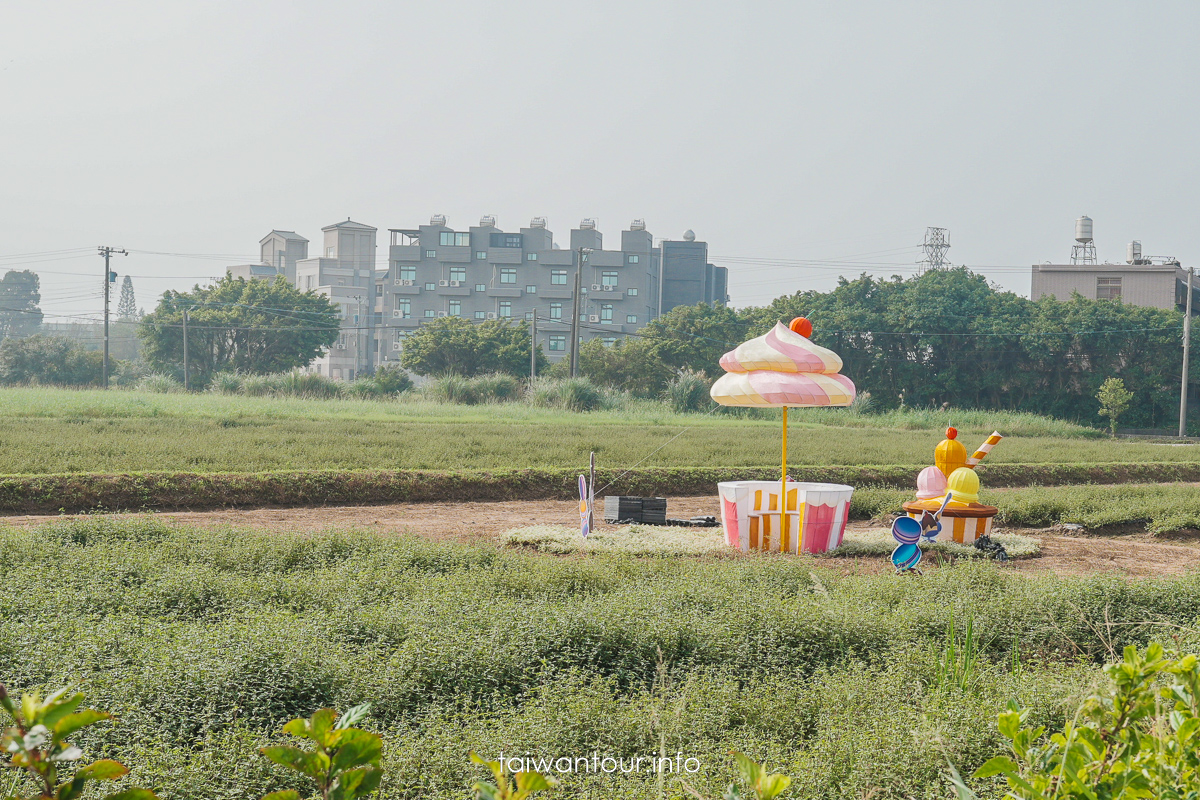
left=0, top=387, right=1195, bottom=474
left=4, top=516, right=1200, bottom=799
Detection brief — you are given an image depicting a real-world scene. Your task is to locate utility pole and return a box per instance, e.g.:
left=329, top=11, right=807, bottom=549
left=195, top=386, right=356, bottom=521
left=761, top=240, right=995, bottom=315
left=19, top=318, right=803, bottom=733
left=1181, top=267, right=1194, bottom=437
left=530, top=313, right=537, bottom=381
left=182, top=308, right=190, bottom=391
left=98, top=246, right=127, bottom=389
left=570, top=247, right=588, bottom=377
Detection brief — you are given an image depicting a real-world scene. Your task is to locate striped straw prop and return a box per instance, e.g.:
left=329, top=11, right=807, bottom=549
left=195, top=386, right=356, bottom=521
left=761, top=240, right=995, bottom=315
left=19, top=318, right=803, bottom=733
left=966, top=431, right=1003, bottom=467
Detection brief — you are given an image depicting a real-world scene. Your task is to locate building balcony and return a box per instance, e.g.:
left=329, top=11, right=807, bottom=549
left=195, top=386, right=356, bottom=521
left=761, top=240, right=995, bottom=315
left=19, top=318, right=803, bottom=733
left=585, top=250, right=624, bottom=267
left=390, top=245, right=422, bottom=262
left=438, top=246, right=472, bottom=263
left=538, top=250, right=575, bottom=266
left=540, top=287, right=574, bottom=299
left=487, top=287, right=523, bottom=298
left=436, top=284, right=472, bottom=296
left=390, top=283, right=423, bottom=295
left=487, top=248, right=522, bottom=264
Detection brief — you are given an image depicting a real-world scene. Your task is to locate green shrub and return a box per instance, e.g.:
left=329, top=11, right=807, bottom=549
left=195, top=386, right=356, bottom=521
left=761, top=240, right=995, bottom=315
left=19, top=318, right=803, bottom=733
left=664, top=369, right=712, bottom=413
left=530, top=377, right=607, bottom=412
left=472, top=373, right=524, bottom=403
left=347, top=365, right=413, bottom=398
left=259, top=705, right=382, bottom=800
left=208, top=372, right=244, bottom=395
left=951, top=643, right=1200, bottom=799
left=135, top=373, right=183, bottom=394
left=0, top=683, right=159, bottom=800
left=240, top=374, right=276, bottom=397
left=427, top=374, right=479, bottom=405
left=272, top=371, right=343, bottom=400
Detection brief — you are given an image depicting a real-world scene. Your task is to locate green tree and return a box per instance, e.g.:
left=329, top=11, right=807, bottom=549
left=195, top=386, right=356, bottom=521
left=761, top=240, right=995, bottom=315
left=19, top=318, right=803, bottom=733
left=401, top=317, right=546, bottom=377
left=0, top=335, right=104, bottom=386
left=1096, top=376, right=1134, bottom=436
left=577, top=337, right=673, bottom=397
left=137, top=276, right=340, bottom=384
left=116, top=276, right=139, bottom=321
left=638, top=302, right=750, bottom=377
left=0, top=270, right=43, bottom=340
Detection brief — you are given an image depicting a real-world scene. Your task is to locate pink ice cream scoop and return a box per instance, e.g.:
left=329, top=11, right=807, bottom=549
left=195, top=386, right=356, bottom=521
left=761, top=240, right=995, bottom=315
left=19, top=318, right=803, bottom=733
left=916, top=465, right=948, bottom=500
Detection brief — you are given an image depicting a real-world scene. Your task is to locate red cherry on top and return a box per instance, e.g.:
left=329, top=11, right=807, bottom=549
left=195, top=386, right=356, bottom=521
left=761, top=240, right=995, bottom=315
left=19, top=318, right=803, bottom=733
left=789, top=317, right=813, bottom=338
left=946, top=427, right=958, bottom=439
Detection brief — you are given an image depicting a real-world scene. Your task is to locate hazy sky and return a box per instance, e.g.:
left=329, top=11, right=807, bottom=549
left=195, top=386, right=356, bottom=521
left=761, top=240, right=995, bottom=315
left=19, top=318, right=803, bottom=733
left=3, top=0, right=1198, bottom=321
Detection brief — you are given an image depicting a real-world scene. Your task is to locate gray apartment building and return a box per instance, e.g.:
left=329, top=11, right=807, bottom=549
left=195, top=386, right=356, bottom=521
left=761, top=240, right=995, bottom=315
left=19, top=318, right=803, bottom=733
left=228, top=215, right=728, bottom=379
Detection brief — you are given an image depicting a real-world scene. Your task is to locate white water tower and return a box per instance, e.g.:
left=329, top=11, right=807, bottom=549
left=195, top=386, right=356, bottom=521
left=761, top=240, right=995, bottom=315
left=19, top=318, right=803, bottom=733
left=1127, top=240, right=1143, bottom=264
left=1071, top=216, right=1097, bottom=264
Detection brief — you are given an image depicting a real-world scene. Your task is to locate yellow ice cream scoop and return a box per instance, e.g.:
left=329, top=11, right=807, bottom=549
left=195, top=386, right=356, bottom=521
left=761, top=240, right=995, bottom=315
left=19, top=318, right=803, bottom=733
left=935, top=426, right=968, bottom=478
left=946, top=467, right=980, bottom=504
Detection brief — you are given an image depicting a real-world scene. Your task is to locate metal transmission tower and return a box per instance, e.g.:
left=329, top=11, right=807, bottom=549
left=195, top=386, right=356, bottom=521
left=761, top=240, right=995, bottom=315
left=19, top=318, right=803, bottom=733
left=918, top=227, right=951, bottom=275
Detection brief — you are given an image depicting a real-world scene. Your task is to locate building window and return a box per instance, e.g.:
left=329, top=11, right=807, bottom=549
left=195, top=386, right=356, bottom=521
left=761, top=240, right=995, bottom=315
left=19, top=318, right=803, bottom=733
left=476, top=251, right=487, bottom=260
left=425, top=250, right=436, bottom=258
left=526, top=252, right=538, bottom=261
left=396, top=299, right=410, bottom=317
left=449, top=300, right=461, bottom=316
left=525, top=285, right=537, bottom=294
left=549, top=334, right=566, bottom=351
left=500, top=268, right=516, bottom=284
left=475, top=283, right=487, bottom=292
left=628, top=254, right=640, bottom=264
left=627, top=287, right=638, bottom=296
left=1097, top=276, right=1122, bottom=300
left=399, top=265, right=416, bottom=281
left=601, top=271, right=618, bottom=286
left=449, top=267, right=466, bottom=283
left=424, top=282, right=437, bottom=291
left=550, top=302, right=562, bottom=320
left=525, top=311, right=534, bottom=320
left=326, top=246, right=334, bottom=257
left=600, top=304, right=613, bottom=324
left=474, top=310, right=487, bottom=319
left=551, top=270, right=567, bottom=285
left=423, top=309, right=436, bottom=318
left=490, top=233, right=523, bottom=248
left=499, top=301, right=512, bottom=318
left=626, top=314, right=637, bottom=324
left=439, top=231, right=470, bottom=247
left=602, top=337, right=617, bottom=346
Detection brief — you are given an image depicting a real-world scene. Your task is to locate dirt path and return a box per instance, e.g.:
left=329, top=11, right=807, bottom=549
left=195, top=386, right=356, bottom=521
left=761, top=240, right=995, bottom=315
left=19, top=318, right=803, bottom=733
left=4, top=497, right=1200, bottom=578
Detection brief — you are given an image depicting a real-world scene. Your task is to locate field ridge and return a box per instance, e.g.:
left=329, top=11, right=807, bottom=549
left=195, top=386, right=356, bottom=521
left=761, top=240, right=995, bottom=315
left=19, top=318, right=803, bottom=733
left=2, top=461, right=1197, bottom=514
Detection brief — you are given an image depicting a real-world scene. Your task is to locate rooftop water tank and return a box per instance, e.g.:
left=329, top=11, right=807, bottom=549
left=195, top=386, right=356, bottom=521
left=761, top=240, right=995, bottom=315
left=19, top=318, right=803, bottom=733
left=1127, top=240, right=1142, bottom=264
left=479, top=215, right=496, bottom=228
left=430, top=214, right=447, bottom=226
left=1075, top=216, right=1093, bottom=243
left=683, top=229, right=696, bottom=242
left=580, top=218, right=596, bottom=230
left=530, top=216, right=547, bottom=228
left=630, top=219, right=646, bottom=231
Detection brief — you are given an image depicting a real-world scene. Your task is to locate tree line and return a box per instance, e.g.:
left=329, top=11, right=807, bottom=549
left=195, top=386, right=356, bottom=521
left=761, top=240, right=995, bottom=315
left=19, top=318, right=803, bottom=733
left=0, top=267, right=1194, bottom=429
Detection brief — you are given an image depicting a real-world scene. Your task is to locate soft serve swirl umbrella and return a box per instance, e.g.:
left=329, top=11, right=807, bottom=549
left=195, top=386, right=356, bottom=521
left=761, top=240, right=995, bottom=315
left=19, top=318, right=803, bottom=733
left=709, top=317, right=856, bottom=539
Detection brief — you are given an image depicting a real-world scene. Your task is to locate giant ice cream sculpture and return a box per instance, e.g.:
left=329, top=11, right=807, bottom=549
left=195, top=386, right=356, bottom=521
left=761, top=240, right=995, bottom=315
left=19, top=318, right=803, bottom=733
left=901, top=428, right=1004, bottom=544
left=711, top=318, right=856, bottom=554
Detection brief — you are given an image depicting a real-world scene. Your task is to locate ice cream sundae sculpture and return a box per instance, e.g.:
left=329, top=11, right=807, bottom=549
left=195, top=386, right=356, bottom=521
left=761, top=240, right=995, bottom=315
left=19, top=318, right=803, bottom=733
left=892, top=428, right=1004, bottom=570
left=711, top=318, right=857, bottom=554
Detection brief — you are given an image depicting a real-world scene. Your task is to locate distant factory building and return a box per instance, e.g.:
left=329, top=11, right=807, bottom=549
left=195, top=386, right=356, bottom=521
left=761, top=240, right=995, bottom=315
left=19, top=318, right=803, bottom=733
left=227, top=216, right=729, bottom=379
left=1031, top=216, right=1195, bottom=311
